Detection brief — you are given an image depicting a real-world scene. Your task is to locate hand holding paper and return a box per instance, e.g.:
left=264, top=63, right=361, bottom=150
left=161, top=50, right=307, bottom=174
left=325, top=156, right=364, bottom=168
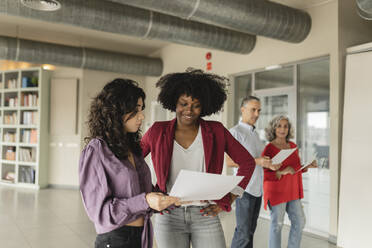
left=168, top=170, right=243, bottom=201
left=296, top=159, right=318, bottom=173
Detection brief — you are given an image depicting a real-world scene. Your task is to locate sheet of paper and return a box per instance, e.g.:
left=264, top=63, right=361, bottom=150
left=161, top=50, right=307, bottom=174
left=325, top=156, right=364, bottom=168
left=296, top=164, right=309, bottom=173
left=169, top=170, right=244, bottom=201
left=271, top=148, right=297, bottom=165
left=296, top=159, right=316, bottom=172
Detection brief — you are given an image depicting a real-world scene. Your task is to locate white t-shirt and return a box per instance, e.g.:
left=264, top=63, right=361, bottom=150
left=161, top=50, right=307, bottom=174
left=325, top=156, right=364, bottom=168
left=166, top=126, right=205, bottom=192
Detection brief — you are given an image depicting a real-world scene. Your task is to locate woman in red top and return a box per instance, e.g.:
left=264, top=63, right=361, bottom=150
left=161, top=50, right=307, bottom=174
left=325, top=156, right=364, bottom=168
left=262, top=115, right=317, bottom=248
left=141, top=69, right=256, bottom=248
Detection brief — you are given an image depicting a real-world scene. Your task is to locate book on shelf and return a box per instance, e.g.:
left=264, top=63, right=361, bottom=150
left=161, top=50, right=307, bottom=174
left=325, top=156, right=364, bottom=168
left=22, top=111, right=38, bottom=125
left=3, top=132, right=16, bottom=142
left=6, top=97, right=18, bottom=107
left=22, top=93, right=38, bottom=107
left=19, top=147, right=36, bottom=162
left=4, top=112, right=17, bottom=124
left=21, top=129, right=38, bottom=143
left=5, top=148, right=16, bottom=161
left=19, top=167, right=35, bottom=184
left=30, top=129, right=37, bottom=143
left=21, top=76, right=38, bottom=88
left=6, top=79, right=17, bottom=89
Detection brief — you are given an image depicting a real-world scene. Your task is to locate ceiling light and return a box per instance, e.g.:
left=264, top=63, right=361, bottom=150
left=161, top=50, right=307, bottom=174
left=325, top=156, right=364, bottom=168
left=265, top=64, right=283, bottom=71
left=21, top=0, right=61, bottom=11
left=42, top=64, right=55, bottom=70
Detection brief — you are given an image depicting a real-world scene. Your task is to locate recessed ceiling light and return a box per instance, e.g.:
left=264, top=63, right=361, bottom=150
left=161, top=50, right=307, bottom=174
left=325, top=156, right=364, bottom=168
left=21, top=0, right=61, bottom=11
left=265, top=65, right=283, bottom=71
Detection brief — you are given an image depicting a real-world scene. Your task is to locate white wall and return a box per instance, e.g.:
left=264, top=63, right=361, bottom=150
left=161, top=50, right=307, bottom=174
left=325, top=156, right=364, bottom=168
left=47, top=67, right=83, bottom=187
left=338, top=47, right=372, bottom=248
left=48, top=67, right=145, bottom=187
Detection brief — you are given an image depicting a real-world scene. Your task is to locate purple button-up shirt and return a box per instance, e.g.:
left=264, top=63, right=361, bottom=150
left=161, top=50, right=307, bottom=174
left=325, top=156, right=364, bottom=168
left=79, top=138, right=153, bottom=248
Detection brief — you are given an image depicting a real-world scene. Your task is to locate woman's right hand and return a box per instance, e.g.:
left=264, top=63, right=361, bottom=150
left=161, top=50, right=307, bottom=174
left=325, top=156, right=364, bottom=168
left=145, top=192, right=180, bottom=211
left=275, top=166, right=295, bottom=180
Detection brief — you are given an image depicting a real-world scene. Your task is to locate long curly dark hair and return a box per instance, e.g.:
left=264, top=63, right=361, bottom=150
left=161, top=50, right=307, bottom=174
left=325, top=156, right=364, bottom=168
left=85, top=78, right=145, bottom=159
left=156, top=68, right=229, bottom=117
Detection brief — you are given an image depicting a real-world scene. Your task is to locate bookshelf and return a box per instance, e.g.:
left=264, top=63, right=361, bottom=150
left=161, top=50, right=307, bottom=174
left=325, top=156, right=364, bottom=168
left=0, top=68, right=51, bottom=189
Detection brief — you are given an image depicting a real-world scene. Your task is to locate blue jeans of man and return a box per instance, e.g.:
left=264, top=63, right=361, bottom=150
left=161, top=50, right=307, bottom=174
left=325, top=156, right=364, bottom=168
left=154, top=205, right=226, bottom=248
left=269, top=199, right=306, bottom=248
left=231, top=192, right=262, bottom=248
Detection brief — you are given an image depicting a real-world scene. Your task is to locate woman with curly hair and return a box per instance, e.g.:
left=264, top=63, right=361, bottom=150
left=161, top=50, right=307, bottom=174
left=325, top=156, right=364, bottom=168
left=141, top=69, right=256, bottom=248
left=262, top=115, right=317, bottom=248
left=79, top=78, right=179, bottom=248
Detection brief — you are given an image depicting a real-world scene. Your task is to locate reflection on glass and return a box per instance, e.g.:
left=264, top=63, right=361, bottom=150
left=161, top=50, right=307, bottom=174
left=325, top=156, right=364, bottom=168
left=255, top=66, right=293, bottom=90
left=234, top=74, right=252, bottom=123
left=256, top=95, right=288, bottom=141
left=298, top=58, right=330, bottom=235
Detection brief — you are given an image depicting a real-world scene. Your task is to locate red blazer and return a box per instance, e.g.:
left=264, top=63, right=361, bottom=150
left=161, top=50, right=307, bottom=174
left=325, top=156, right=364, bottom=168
left=141, top=118, right=255, bottom=212
left=262, top=142, right=304, bottom=210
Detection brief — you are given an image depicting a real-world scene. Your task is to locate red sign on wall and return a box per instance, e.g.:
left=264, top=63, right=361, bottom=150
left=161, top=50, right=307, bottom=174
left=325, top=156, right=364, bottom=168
left=206, top=52, right=212, bottom=71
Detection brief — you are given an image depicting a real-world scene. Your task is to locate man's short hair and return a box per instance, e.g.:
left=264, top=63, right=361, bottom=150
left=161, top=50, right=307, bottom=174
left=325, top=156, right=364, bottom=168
left=240, top=95, right=260, bottom=107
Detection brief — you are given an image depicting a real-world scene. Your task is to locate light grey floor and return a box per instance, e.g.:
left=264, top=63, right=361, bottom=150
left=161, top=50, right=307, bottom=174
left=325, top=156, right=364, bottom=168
left=0, top=186, right=338, bottom=248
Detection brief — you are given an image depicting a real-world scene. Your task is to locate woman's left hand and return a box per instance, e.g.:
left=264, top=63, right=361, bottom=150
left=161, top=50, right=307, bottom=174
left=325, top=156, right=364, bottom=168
left=303, top=160, right=318, bottom=172
left=307, top=160, right=318, bottom=169
left=200, top=204, right=223, bottom=217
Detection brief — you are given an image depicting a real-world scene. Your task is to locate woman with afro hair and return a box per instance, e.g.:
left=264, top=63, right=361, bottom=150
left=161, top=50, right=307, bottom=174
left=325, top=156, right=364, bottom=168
left=79, top=78, right=179, bottom=248
left=141, top=69, right=256, bottom=248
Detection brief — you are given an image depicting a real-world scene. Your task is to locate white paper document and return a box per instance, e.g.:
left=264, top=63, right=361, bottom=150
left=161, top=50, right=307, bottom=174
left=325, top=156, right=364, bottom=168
left=296, top=164, right=309, bottom=173
left=296, top=159, right=315, bottom=172
left=169, top=170, right=244, bottom=201
left=271, top=148, right=297, bottom=165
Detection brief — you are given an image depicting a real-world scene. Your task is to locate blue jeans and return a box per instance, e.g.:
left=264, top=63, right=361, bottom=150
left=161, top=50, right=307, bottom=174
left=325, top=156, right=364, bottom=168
left=154, top=205, right=226, bottom=248
left=231, top=192, right=262, bottom=248
left=268, top=199, right=306, bottom=248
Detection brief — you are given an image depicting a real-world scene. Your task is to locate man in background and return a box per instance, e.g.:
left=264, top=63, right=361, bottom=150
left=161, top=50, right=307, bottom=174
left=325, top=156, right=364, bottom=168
left=227, top=96, right=280, bottom=248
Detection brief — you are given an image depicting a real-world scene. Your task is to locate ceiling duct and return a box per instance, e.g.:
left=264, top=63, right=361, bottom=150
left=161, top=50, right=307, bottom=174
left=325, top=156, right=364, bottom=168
left=108, top=0, right=312, bottom=43
left=0, top=36, right=163, bottom=76
left=357, top=0, right=372, bottom=20
left=0, top=0, right=256, bottom=54
left=21, top=0, right=61, bottom=11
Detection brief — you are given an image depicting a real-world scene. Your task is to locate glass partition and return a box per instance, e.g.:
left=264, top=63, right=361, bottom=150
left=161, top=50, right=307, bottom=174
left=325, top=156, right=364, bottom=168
left=232, top=57, right=330, bottom=236
left=233, top=74, right=252, bottom=123
left=297, top=58, right=330, bottom=234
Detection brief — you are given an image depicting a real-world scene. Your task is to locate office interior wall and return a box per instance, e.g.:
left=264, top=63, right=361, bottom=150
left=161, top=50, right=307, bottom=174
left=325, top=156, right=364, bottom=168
left=48, top=67, right=83, bottom=187
left=338, top=48, right=372, bottom=248
left=334, top=1, right=372, bottom=243
left=48, top=67, right=145, bottom=187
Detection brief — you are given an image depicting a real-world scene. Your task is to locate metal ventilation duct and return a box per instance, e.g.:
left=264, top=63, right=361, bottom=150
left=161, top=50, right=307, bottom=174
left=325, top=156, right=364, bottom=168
left=21, top=0, right=61, bottom=11
left=0, top=0, right=256, bottom=54
left=108, top=0, right=312, bottom=43
left=0, top=36, right=163, bottom=76
left=357, top=0, right=372, bottom=20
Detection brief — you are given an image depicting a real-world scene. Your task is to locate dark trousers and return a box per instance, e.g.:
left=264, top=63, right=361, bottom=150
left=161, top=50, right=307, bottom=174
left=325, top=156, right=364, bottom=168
left=95, top=225, right=143, bottom=248
left=231, top=192, right=262, bottom=248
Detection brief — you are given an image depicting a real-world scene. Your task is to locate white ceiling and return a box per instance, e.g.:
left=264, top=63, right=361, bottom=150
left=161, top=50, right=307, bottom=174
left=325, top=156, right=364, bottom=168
left=0, top=0, right=335, bottom=57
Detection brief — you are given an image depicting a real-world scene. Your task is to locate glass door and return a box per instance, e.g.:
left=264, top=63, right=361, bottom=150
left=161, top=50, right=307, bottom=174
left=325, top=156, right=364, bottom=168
left=254, top=89, right=296, bottom=142
left=253, top=65, right=296, bottom=141
left=232, top=58, right=330, bottom=237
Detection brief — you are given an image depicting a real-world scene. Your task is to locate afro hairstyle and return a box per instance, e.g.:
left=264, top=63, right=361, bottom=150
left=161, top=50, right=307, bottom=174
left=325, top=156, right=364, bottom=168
left=156, top=68, right=229, bottom=117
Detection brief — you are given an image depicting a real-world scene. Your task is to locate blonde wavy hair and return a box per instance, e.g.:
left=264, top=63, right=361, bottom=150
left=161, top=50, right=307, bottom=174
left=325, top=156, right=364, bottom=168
left=265, top=115, right=294, bottom=142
